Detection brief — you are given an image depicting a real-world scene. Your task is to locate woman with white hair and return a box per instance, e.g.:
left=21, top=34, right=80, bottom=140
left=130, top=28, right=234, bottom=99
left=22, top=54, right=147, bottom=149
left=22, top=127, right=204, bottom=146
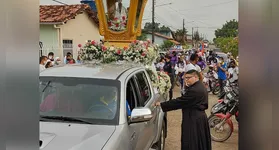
left=54, top=57, right=62, bottom=66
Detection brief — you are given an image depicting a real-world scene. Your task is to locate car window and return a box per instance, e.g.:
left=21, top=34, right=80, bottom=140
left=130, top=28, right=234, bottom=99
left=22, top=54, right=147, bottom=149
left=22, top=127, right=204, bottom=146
left=126, top=78, right=140, bottom=111
left=39, top=77, right=120, bottom=125
left=134, top=71, right=151, bottom=105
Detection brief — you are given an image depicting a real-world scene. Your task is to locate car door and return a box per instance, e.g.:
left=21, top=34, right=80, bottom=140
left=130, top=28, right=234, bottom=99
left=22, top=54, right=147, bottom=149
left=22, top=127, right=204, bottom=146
left=133, top=71, right=157, bottom=150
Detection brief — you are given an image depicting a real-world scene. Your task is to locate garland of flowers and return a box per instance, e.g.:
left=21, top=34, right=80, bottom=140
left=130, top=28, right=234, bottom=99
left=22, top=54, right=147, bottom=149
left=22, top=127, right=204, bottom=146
left=78, top=40, right=171, bottom=96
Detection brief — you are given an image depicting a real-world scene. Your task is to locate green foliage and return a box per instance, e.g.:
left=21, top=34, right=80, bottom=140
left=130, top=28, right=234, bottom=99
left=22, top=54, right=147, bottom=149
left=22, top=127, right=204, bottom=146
left=142, top=22, right=171, bottom=32
left=160, top=40, right=174, bottom=50
left=160, top=25, right=171, bottom=32
left=193, top=30, right=201, bottom=41
left=143, top=22, right=161, bottom=32
left=138, top=22, right=171, bottom=39
left=182, top=44, right=190, bottom=49
left=174, top=29, right=188, bottom=44
left=175, top=29, right=185, bottom=36
left=137, top=33, right=147, bottom=40
left=215, top=19, right=238, bottom=38
left=214, top=19, right=239, bottom=57
left=214, top=37, right=238, bottom=57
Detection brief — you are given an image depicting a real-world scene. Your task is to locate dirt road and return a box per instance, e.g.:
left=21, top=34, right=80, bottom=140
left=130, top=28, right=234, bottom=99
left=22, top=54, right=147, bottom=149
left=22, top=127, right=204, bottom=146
left=164, top=86, right=238, bottom=150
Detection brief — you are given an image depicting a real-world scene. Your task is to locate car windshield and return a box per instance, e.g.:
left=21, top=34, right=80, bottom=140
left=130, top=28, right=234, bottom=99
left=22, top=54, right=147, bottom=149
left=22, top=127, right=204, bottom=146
left=39, top=77, right=120, bottom=125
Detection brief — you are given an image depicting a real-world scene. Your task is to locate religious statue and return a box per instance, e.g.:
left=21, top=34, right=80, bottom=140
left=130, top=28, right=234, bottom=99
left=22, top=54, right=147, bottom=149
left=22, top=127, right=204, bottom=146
left=107, top=0, right=128, bottom=31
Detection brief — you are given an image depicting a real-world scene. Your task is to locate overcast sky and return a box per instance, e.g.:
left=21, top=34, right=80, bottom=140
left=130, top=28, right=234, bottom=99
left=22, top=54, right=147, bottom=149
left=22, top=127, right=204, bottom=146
left=40, top=0, right=238, bottom=41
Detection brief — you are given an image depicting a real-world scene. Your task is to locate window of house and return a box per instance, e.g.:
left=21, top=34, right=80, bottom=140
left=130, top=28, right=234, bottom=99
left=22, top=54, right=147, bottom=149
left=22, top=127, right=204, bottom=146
left=62, top=39, right=73, bottom=57
left=134, top=71, right=151, bottom=105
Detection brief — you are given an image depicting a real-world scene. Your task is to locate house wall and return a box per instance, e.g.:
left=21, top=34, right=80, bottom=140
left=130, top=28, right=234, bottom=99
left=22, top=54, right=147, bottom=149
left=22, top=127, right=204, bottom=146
left=40, top=25, right=59, bottom=56
left=146, top=34, right=166, bottom=45
left=61, top=12, right=100, bottom=59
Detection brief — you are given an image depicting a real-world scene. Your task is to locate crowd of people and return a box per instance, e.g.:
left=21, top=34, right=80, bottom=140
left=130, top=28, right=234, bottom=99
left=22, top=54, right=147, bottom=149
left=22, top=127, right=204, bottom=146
left=154, top=49, right=239, bottom=99
left=153, top=49, right=239, bottom=150
left=39, top=52, right=81, bottom=72
left=40, top=49, right=239, bottom=97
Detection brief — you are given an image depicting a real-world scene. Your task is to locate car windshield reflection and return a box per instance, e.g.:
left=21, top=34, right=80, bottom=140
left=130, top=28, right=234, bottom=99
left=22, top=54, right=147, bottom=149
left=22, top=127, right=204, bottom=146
left=39, top=77, right=120, bottom=125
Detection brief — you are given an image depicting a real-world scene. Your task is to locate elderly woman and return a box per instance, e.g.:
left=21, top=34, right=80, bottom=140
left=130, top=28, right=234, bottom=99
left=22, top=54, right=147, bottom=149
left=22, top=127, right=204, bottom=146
left=54, top=57, right=62, bottom=65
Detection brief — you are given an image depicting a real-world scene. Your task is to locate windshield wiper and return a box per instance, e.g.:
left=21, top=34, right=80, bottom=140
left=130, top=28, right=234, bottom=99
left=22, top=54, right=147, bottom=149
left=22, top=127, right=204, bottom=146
left=40, top=116, right=93, bottom=124
left=42, top=81, right=51, bottom=92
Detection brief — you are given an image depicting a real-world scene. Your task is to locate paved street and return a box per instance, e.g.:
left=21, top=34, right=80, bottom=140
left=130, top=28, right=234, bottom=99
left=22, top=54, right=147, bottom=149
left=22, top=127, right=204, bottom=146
left=165, top=86, right=238, bottom=150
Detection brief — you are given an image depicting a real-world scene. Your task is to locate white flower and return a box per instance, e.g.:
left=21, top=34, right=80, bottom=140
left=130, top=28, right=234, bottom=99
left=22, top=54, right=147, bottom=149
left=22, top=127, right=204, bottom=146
left=110, top=47, right=115, bottom=51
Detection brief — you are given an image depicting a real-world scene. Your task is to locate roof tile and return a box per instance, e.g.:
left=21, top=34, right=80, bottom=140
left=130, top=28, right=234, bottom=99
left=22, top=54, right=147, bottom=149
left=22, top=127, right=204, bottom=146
left=40, top=4, right=99, bottom=25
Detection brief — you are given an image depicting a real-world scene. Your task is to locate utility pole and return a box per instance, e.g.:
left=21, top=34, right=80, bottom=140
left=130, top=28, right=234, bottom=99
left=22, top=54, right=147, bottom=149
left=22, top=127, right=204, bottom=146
left=191, top=27, right=194, bottom=48
left=182, top=19, right=185, bottom=44
left=152, top=0, right=155, bottom=44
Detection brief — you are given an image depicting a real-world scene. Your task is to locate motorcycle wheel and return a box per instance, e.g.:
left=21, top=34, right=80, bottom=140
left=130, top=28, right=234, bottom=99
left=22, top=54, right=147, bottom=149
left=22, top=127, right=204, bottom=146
left=212, top=85, right=221, bottom=95
left=208, top=115, right=233, bottom=142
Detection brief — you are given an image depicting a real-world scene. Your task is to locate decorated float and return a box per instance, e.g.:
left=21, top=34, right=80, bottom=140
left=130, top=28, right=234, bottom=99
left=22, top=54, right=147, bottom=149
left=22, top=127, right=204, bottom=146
left=78, top=0, right=171, bottom=99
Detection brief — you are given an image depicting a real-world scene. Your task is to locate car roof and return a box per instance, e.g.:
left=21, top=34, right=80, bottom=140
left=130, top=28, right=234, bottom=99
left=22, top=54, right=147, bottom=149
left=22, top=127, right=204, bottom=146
left=40, top=63, right=144, bottom=80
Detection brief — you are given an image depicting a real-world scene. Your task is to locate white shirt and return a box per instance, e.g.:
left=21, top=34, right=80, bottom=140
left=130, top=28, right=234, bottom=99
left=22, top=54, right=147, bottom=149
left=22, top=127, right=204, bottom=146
left=185, top=63, right=201, bottom=72
left=156, top=62, right=165, bottom=71
left=40, top=64, right=46, bottom=72
left=228, top=67, right=239, bottom=82
left=175, top=60, right=186, bottom=74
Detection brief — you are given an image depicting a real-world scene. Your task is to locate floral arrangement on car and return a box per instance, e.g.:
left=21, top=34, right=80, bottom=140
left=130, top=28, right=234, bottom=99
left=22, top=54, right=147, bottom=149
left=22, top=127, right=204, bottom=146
left=78, top=40, right=157, bottom=65
left=157, top=71, right=172, bottom=94
left=78, top=40, right=171, bottom=96
left=145, top=66, right=171, bottom=97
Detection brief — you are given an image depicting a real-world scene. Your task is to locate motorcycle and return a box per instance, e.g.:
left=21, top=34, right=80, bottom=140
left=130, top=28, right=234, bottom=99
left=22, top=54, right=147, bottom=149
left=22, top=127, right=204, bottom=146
left=203, top=68, right=219, bottom=93
left=212, top=78, right=238, bottom=96
left=208, top=85, right=239, bottom=142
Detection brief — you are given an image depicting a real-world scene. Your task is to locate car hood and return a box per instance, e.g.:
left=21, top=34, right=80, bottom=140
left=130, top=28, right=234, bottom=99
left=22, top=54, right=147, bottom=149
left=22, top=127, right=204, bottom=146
left=40, top=122, right=116, bottom=150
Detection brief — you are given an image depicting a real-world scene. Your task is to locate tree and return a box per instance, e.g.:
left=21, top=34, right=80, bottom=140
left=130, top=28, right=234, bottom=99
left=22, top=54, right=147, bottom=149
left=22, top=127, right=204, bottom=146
left=160, top=40, right=174, bottom=50
left=142, top=22, right=161, bottom=32
left=160, top=25, right=171, bottom=32
left=137, top=33, right=147, bottom=40
left=215, top=19, right=238, bottom=38
left=214, top=37, right=238, bottom=57
left=214, top=19, right=239, bottom=56
left=175, top=29, right=184, bottom=43
left=193, top=30, right=201, bottom=41
left=142, top=22, right=171, bottom=33
left=138, top=22, right=171, bottom=40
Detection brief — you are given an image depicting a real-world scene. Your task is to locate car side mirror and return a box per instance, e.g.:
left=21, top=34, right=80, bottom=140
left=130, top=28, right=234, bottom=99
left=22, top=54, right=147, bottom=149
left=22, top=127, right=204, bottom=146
left=129, top=107, right=153, bottom=124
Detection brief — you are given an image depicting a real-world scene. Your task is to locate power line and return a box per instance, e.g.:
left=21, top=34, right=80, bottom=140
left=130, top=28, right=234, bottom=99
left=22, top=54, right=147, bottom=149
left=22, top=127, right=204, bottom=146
left=143, top=1, right=172, bottom=21
left=165, top=5, right=213, bottom=27
left=179, top=0, right=236, bottom=12
left=52, top=0, right=67, bottom=5
left=155, top=12, right=179, bottom=30
left=154, top=18, right=178, bottom=30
